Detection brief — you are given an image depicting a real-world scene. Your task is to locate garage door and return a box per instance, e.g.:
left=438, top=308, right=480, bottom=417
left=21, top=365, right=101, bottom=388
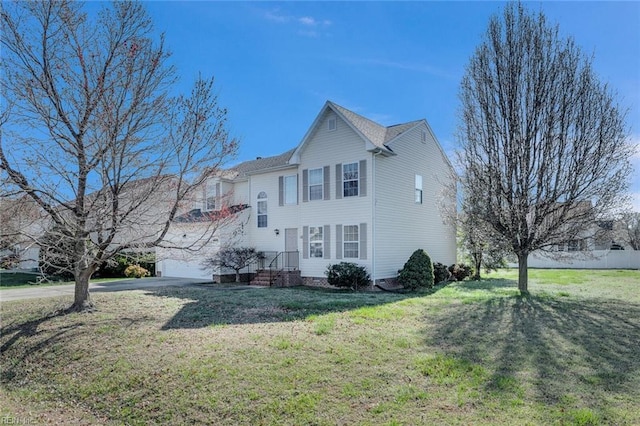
left=160, top=258, right=212, bottom=280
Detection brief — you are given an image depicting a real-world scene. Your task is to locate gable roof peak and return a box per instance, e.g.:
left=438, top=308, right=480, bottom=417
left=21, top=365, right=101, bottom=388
left=326, top=101, right=424, bottom=150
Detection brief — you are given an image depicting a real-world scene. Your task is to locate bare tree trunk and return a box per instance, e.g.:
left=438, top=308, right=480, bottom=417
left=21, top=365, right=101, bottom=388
left=235, top=270, right=240, bottom=283
left=472, top=251, right=482, bottom=280
left=517, top=252, right=529, bottom=294
left=72, top=271, right=94, bottom=311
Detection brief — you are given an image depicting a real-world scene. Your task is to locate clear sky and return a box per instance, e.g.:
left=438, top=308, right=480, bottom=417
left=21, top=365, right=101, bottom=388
left=147, top=2, right=640, bottom=209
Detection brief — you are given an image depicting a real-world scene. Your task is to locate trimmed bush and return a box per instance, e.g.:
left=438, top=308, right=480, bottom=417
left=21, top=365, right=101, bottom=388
left=98, top=252, right=156, bottom=278
left=433, top=262, right=451, bottom=284
left=449, top=263, right=473, bottom=281
left=325, top=262, right=370, bottom=291
left=398, top=249, right=434, bottom=290
left=124, top=264, right=150, bottom=278
left=0, top=253, right=19, bottom=269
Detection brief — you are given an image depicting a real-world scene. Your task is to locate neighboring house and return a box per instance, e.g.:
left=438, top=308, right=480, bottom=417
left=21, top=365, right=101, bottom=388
left=0, top=196, right=45, bottom=270
left=526, top=219, right=640, bottom=269
left=158, top=101, right=457, bottom=284
left=0, top=176, right=181, bottom=273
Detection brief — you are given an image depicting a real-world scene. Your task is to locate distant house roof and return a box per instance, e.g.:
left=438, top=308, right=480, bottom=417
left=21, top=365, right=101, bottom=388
left=228, top=149, right=296, bottom=177
left=173, top=204, right=250, bottom=223
left=225, top=101, right=432, bottom=177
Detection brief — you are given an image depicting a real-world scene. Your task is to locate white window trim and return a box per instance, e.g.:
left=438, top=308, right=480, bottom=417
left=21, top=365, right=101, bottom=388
left=309, top=226, right=323, bottom=258
left=284, top=175, right=297, bottom=205
left=343, top=224, right=359, bottom=259
left=415, top=174, right=423, bottom=204
left=257, top=191, right=267, bottom=228
left=204, top=182, right=217, bottom=211
left=309, top=167, right=323, bottom=201
left=328, top=117, right=337, bottom=131
left=343, top=162, right=359, bottom=197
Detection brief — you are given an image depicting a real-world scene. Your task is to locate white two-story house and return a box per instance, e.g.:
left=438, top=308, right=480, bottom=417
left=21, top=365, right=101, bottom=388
left=158, top=101, right=457, bottom=285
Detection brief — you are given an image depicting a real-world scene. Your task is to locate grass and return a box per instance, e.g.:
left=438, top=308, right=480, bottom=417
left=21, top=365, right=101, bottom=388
left=1, top=269, right=639, bottom=424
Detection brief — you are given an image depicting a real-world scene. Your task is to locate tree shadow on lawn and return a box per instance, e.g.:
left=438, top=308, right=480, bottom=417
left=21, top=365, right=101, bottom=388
left=453, top=278, right=519, bottom=290
left=141, top=284, right=430, bottom=330
left=426, top=292, right=640, bottom=406
left=0, top=310, right=84, bottom=383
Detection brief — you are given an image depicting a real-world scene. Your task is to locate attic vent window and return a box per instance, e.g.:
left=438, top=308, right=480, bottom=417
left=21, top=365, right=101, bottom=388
left=421, top=130, right=427, bottom=143
left=328, top=117, right=337, bottom=131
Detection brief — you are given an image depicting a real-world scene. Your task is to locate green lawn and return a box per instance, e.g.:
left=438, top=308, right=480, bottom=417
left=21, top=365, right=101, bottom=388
left=1, top=269, right=639, bottom=425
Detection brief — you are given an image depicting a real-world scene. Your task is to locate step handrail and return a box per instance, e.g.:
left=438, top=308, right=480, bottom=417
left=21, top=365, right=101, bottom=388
left=268, top=251, right=299, bottom=286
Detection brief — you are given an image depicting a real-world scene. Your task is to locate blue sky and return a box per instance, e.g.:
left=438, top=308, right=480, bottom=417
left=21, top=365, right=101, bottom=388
left=145, top=1, right=639, bottom=208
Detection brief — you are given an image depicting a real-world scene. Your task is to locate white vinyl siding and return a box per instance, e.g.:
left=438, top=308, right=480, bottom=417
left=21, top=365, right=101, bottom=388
left=298, top=110, right=373, bottom=277
left=375, top=124, right=456, bottom=279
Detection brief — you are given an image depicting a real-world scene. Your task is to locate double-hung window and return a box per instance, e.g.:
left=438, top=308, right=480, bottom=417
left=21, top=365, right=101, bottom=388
left=284, top=175, right=297, bottom=205
left=257, top=191, right=267, bottom=228
left=204, top=181, right=217, bottom=211
left=309, top=226, right=323, bottom=258
left=415, top=174, right=423, bottom=204
left=343, top=162, right=359, bottom=197
left=309, top=168, right=323, bottom=201
left=343, top=225, right=359, bottom=258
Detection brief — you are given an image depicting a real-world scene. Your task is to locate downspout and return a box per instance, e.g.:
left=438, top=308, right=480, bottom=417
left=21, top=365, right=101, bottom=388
left=371, top=149, right=382, bottom=286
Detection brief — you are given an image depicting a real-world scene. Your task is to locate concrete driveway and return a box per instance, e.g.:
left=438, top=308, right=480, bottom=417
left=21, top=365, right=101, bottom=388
left=0, top=277, right=212, bottom=302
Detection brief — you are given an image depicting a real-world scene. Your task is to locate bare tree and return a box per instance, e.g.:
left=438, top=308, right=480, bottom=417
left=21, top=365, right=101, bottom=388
left=619, top=212, right=640, bottom=250
left=458, top=3, right=633, bottom=293
left=440, top=177, right=509, bottom=280
left=459, top=198, right=511, bottom=280
left=203, top=247, right=262, bottom=283
left=1, top=1, right=238, bottom=310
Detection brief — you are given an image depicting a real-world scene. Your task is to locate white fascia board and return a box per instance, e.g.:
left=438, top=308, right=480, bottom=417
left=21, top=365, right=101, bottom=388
left=243, top=163, right=298, bottom=177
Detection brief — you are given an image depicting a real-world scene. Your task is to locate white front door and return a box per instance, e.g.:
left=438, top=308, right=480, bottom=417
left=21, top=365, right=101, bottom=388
left=284, top=228, right=299, bottom=270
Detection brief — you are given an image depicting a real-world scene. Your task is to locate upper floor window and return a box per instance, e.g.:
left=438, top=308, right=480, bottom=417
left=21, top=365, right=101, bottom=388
left=309, top=226, right=323, bottom=258
left=328, top=117, right=337, bottom=131
left=415, top=174, right=423, bottom=204
left=284, top=175, right=298, bottom=205
left=309, top=168, right=323, bottom=201
left=257, top=191, right=267, bottom=228
left=343, top=162, right=359, bottom=197
left=204, top=181, right=217, bottom=211
left=567, top=240, right=585, bottom=252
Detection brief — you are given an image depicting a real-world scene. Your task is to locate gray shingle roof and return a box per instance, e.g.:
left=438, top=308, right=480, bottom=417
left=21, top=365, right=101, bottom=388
left=384, top=120, right=423, bottom=143
left=230, top=148, right=296, bottom=176
left=328, top=101, right=421, bottom=150
left=228, top=102, right=423, bottom=177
